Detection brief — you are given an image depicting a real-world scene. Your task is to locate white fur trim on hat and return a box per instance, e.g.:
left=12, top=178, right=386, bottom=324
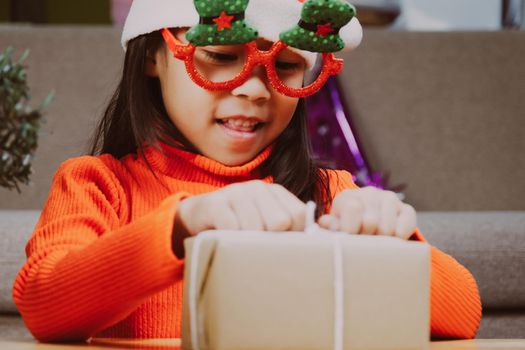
left=121, top=0, right=363, bottom=69
left=340, top=17, right=363, bottom=50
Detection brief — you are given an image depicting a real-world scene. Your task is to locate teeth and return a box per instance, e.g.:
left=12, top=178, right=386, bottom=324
left=242, top=120, right=257, bottom=128
left=221, top=118, right=259, bottom=130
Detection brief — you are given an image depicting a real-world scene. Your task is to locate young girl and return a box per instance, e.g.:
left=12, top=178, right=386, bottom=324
left=13, top=0, right=481, bottom=343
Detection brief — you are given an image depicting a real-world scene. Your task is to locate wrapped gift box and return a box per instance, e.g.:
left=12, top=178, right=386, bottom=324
left=181, top=230, right=430, bottom=350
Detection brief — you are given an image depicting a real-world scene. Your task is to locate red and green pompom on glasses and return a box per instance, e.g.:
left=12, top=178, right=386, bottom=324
left=161, top=0, right=357, bottom=98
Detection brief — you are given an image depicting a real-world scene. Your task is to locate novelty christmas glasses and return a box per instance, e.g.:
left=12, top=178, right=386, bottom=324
left=162, top=0, right=357, bottom=98
left=162, top=29, right=344, bottom=98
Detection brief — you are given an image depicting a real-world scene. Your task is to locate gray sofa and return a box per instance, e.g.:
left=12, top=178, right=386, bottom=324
left=1, top=26, right=524, bottom=340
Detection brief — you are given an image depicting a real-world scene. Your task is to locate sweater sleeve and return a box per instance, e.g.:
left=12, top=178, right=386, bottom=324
left=410, top=229, right=482, bottom=339
left=12, top=157, right=190, bottom=342
left=327, top=169, right=482, bottom=339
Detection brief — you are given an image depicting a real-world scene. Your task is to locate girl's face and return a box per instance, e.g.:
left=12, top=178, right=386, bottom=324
left=146, top=29, right=306, bottom=166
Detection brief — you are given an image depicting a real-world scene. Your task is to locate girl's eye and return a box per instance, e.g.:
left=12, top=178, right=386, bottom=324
left=202, top=50, right=239, bottom=64
left=275, top=60, right=302, bottom=72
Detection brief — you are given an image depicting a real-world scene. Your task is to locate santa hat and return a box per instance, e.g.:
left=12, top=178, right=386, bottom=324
left=121, top=0, right=363, bottom=69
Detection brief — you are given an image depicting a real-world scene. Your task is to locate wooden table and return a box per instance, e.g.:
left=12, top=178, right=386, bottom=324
left=0, top=338, right=524, bottom=349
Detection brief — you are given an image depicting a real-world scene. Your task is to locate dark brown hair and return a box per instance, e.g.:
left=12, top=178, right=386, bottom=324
left=89, top=31, right=332, bottom=216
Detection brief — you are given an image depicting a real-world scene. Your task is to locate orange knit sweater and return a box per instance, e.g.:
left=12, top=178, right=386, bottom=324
left=13, top=142, right=481, bottom=342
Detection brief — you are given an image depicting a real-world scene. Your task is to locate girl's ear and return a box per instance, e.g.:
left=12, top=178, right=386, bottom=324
left=145, top=49, right=159, bottom=77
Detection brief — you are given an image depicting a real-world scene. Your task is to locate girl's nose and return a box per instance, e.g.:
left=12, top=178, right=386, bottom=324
left=230, top=66, right=271, bottom=102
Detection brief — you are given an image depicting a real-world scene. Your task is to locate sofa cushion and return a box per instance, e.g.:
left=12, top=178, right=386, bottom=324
left=418, top=211, right=525, bottom=310
left=0, top=211, right=40, bottom=314
left=477, top=310, right=525, bottom=339
left=0, top=315, right=32, bottom=341
left=2, top=210, right=523, bottom=313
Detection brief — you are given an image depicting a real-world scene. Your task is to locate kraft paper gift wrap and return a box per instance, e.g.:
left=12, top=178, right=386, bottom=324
left=181, top=229, right=430, bottom=350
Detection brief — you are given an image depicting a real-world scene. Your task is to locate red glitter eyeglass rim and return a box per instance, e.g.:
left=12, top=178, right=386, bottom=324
left=160, top=28, right=344, bottom=98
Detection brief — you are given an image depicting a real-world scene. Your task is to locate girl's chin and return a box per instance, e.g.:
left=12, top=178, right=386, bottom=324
left=211, top=151, right=259, bottom=166
left=200, top=141, right=267, bottom=166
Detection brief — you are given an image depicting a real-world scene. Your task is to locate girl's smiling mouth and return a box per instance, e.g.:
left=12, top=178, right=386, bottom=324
left=215, top=116, right=266, bottom=140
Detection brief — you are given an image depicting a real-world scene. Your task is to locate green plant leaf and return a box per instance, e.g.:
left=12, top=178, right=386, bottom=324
left=40, top=90, right=55, bottom=110
left=0, top=47, right=52, bottom=192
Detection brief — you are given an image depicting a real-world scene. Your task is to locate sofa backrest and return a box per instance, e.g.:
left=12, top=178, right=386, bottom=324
left=0, top=210, right=40, bottom=313
left=338, top=30, right=525, bottom=210
left=0, top=26, right=123, bottom=209
left=0, top=26, right=524, bottom=210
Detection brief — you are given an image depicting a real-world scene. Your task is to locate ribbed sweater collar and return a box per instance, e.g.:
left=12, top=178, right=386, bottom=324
left=142, top=142, right=273, bottom=179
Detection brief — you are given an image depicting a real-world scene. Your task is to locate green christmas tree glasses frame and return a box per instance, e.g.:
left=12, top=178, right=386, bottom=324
left=161, top=28, right=344, bottom=98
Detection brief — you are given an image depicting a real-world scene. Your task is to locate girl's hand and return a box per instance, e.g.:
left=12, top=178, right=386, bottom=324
left=318, top=187, right=417, bottom=240
left=175, top=180, right=306, bottom=238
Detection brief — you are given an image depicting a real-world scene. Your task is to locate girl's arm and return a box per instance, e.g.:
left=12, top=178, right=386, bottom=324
left=328, top=170, right=482, bottom=340
left=411, top=229, right=482, bottom=339
left=12, top=156, right=189, bottom=342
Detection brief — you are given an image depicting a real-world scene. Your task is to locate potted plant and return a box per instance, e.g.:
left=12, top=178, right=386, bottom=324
left=0, top=47, right=53, bottom=192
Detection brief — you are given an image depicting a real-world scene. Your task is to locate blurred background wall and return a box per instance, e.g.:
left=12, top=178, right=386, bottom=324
left=0, top=0, right=524, bottom=29
left=1, top=0, right=111, bottom=23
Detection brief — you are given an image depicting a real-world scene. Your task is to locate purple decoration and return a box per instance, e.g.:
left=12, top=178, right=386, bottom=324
left=306, top=75, right=387, bottom=189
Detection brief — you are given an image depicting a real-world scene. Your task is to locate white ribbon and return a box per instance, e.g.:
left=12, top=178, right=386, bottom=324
left=188, top=201, right=344, bottom=350
left=333, top=232, right=345, bottom=350
left=188, top=229, right=203, bottom=350
left=305, top=201, right=344, bottom=350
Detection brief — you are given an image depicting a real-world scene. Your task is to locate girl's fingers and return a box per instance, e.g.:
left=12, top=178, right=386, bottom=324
left=361, top=202, right=380, bottom=234
left=377, top=191, right=400, bottom=236
left=217, top=181, right=306, bottom=233
left=333, top=197, right=363, bottom=234
left=318, top=214, right=330, bottom=229
left=251, top=182, right=293, bottom=231
left=353, top=188, right=380, bottom=234
left=229, top=196, right=265, bottom=231
left=268, top=184, right=306, bottom=231
left=210, top=194, right=240, bottom=230
left=394, top=204, right=417, bottom=240
left=318, top=214, right=340, bottom=231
